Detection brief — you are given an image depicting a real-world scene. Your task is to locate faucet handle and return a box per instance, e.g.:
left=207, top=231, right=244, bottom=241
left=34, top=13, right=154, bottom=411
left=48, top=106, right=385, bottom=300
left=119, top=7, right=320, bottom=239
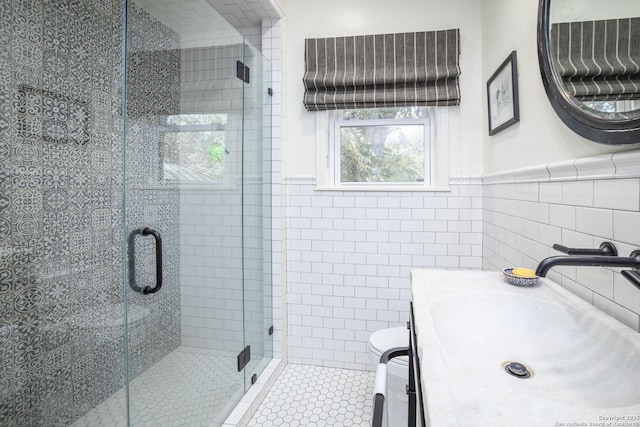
left=552, top=241, right=618, bottom=256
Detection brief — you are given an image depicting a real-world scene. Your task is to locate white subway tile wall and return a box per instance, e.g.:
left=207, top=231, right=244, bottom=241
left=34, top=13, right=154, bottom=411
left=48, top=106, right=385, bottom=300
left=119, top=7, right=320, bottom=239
left=178, top=41, right=249, bottom=353
left=220, top=18, right=287, bottom=427
left=262, top=18, right=285, bottom=360
left=178, top=18, right=285, bottom=362
left=286, top=179, right=484, bottom=370
left=483, top=151, right=640, bottom=332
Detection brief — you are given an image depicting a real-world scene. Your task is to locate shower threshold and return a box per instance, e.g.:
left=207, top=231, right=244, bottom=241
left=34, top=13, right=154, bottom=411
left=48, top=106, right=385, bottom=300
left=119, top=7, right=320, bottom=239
left=71, top=346, right=265, bottom=427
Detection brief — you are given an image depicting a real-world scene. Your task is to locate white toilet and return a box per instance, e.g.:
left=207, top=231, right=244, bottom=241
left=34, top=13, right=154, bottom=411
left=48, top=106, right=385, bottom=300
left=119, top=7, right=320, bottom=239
left=368, top=327, right=409, bottom=426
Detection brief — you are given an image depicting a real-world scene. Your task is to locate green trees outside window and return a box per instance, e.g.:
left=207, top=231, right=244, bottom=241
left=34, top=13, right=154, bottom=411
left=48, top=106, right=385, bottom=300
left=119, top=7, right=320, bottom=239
left=338, top=108, right=427, bottom=184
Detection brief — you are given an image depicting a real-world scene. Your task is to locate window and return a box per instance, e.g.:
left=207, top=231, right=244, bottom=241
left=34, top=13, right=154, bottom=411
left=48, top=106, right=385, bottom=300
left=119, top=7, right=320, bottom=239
left=583, top=100, right=640, bottom=114
left=304, top=30, right=460, bottom=191
left=315, top=106, right=451, bottom=191
left=160, top=114, right=230, bottom=184
left=332, top=107, right=430, bottom=186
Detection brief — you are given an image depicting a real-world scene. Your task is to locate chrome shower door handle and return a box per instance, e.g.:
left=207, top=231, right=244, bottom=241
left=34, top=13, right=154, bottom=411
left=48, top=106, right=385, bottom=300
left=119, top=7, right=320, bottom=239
left=128, top=227, right=163, bottom=295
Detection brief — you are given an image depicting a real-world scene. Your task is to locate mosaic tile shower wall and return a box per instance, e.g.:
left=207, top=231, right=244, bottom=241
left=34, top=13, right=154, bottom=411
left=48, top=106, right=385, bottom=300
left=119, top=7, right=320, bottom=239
left=0, top=0, right=181, bottom=425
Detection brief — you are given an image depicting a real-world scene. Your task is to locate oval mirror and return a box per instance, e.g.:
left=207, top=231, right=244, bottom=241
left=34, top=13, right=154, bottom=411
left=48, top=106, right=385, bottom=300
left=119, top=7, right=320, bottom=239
left=538, top=0, right=640, bottom=144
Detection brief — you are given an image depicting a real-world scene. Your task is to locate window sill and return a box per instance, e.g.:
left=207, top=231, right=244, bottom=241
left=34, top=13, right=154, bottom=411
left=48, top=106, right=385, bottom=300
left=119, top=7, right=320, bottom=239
left=176, top=182, right=238, bottom=192
left=314, top=185, right=452, bottom=192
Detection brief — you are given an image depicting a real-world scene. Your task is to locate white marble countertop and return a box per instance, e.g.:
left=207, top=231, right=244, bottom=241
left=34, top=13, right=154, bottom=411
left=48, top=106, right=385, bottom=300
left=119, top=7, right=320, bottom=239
left=410, top=269, right=640, bottom=427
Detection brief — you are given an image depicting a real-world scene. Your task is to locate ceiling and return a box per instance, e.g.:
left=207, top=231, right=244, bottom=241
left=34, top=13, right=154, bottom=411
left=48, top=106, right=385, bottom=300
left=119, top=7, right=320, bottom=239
left=134, top=0, right=283, bottom=38
left=206, top=0, right=284, bottom=29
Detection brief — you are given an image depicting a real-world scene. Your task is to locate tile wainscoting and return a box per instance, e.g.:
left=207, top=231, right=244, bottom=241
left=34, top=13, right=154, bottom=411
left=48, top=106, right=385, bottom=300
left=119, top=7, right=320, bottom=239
left=483, top=150, right=640, bottom=331
left=285, top=176, right=483, bottom=370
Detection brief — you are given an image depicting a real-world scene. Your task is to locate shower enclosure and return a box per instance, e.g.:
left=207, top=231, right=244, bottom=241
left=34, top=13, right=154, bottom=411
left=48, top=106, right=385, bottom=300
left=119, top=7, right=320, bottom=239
left=0, top=0, right=273, bottom=425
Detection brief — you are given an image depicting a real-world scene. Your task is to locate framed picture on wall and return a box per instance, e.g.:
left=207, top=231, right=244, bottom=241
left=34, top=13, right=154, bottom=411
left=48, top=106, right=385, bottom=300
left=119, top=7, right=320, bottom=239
left=487, top=51, right=520, bottom=135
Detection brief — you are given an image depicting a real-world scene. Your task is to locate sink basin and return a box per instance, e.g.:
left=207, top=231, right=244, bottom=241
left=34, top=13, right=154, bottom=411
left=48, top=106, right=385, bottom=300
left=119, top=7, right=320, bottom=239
left=411, top=270, right=640, bottom=426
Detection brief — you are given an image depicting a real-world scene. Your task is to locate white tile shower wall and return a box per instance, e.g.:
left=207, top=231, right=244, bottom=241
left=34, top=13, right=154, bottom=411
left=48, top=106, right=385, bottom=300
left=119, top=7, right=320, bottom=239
left=483, top=151, right=640, bottom=331
left=286, top=178, right=483, bottom=370
left=178, top=45, right=269, bottom=355
left=180, top=190, right=244, bottom=351
left=180, top=44, right=245, bottom=115
left=178, top=42, right=245, bottom=353
left=242, top=41, right=274, bottom=362
left=263, top=18, right=285, bottom=361
left=179, top=186, right=269, bottom=356
left=178, top=18, right=285, bottom=360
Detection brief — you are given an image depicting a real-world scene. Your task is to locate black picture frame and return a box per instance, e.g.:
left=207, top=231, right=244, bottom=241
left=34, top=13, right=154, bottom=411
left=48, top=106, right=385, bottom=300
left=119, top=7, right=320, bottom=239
left=487, top=51, right=520, bottom=135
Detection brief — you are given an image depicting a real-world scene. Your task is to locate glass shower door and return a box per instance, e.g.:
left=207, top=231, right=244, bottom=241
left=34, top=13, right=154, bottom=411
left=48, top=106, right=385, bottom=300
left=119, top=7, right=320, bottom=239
left=0, top=0, right=272, bottom=425
left=240, top=40, right=273, bottom=388
left=122, top=1, right=249, bottom=425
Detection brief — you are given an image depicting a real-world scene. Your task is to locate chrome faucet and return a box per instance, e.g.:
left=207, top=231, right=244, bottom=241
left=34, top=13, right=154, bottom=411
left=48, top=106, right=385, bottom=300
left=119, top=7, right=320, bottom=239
left=535, top=242, right=640, bottom=290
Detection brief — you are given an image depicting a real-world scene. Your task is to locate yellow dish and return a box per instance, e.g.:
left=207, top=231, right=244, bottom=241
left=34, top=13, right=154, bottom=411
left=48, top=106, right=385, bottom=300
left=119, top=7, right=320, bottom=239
left=511, top=267, right=537, bottom=278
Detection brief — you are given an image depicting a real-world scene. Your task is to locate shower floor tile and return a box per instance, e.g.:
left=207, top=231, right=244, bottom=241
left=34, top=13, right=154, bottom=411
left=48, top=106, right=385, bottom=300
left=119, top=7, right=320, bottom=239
left=72, top=346, right=259, bottom=427
left=246, top=364, right=375, bottom=427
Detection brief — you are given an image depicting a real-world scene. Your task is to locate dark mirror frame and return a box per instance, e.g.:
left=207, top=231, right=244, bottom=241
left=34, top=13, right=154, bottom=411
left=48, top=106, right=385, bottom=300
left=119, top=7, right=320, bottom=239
left=537, top=0, right=640, bottom=145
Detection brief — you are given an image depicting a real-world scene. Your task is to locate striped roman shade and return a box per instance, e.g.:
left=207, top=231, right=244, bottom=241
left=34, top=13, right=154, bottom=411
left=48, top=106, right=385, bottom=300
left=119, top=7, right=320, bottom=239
left=302, top=29, right=461, bottom=111
left=551, top=18, right=640, bottom=101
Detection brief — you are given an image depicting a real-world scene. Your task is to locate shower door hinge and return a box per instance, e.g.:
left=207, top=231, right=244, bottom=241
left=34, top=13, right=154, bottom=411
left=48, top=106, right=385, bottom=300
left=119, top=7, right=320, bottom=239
left=267, top=87, right=273, bottom=96
left=236, top=61, right=250, bottom=84
left=268, top=326, right=274, bottom=336
left=237, top=345, right=251, bottom=372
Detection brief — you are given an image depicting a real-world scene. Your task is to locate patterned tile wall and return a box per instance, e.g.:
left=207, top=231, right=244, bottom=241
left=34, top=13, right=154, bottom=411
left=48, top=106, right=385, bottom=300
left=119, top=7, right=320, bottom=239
left=124, top=0, right=182, bottom=379
left=0, top=0, right=181, bottom=425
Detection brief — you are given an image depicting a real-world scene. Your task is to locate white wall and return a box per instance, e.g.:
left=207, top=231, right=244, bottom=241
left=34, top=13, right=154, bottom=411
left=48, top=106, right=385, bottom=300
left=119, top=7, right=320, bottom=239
left=480, top=0, right=634, bottom=175
left=285, top=0, right=484, bottom=178
left=282, top=0, right=486, bottom=369
left=278, top=0, right=640, bottom=371
left=268, top=0, right=285, bottom=14
left=481, top=0, right=640, bottom=333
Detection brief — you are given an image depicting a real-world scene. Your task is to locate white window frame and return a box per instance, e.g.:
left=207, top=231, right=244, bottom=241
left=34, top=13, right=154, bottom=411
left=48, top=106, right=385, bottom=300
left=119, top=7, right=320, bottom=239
left=315, top=107, right=451, bottom=192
